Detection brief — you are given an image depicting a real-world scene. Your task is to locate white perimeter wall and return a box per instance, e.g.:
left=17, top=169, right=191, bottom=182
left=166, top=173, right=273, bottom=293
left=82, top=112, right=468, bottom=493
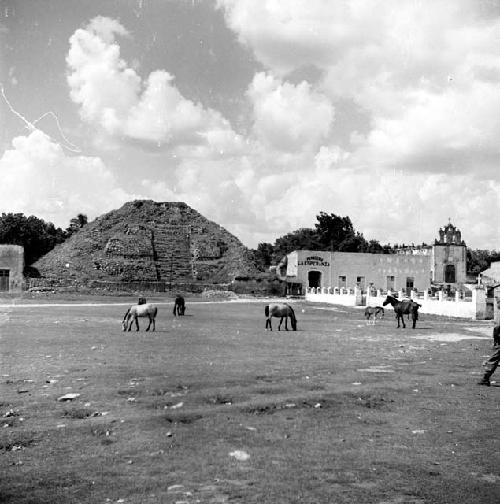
left=306, top=287, right=487, bottom=320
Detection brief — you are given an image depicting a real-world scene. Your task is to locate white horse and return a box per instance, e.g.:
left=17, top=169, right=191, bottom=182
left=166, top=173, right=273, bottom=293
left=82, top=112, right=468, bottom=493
left=122, top=303, right=158, bottom=332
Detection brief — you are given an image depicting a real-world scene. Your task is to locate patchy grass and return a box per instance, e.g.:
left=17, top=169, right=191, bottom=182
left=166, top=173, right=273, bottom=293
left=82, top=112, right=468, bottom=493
left=0, top=299, right=499, bottom=503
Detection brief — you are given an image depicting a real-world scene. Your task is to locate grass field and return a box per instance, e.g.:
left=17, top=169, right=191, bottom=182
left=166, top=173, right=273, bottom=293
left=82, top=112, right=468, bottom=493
left=1, top=297, right=499, bottom=503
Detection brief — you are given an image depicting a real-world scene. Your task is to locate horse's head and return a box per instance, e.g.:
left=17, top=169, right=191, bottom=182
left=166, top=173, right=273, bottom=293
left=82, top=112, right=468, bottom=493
left=382, top=296, right=391, bottom=306
left=122, top=308, right=130, bottom=331
left=291, top=317, right=297, bottom=331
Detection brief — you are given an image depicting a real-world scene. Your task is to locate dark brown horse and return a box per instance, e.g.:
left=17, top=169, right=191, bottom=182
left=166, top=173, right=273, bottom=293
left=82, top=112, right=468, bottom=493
left=173, top=295, right=185, bottom=316
left=265, top=303, right=297, bottom=331
left=382, top=295, right=421, bottom=329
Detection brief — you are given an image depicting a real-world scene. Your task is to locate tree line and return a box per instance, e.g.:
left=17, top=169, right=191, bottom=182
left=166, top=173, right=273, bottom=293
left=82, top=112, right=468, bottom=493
left=0, top=210, right=498, bottom=276
left=0, top=212, right=87, bottom=268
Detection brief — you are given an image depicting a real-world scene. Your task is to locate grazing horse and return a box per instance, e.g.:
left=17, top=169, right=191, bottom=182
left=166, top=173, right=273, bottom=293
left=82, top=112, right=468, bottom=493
left=122, top=303, right=158, bottom=332
left=265, top=303, right=297, bottom=331
left=382, top=295, right=421, bottom=329
left=364, top=306, right=384, bottom=325
left=173, top=295, right=185, bottom=316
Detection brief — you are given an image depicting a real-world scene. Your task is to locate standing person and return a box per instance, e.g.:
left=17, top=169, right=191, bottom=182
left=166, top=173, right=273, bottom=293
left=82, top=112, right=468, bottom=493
left=477, top=325, right=500, bottom=386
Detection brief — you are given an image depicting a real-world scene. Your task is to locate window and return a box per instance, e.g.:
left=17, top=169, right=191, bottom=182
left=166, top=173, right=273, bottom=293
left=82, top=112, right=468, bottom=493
left=338, top=276, right=346, bottom=288
left=406, top=277, right=414, bottom=295
left=356, top=276, right=365, bottom=289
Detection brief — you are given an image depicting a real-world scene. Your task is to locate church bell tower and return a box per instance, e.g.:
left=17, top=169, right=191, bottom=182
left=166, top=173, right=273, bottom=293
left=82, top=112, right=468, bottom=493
left=431, top=221, right=467, bottom=286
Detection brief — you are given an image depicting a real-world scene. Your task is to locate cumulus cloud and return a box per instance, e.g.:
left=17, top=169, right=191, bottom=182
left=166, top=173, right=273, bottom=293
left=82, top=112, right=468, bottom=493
left=247, top=72, right=334, bottom=152
left=0, top=130, right=134, bottom=227
left=66, top=16, right=240, bottom=152
left=219, top=1, right=500, bottom=168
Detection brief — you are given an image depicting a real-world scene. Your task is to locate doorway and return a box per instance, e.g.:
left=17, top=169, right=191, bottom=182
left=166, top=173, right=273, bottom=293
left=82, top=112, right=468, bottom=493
left=308, top=271, right=321, bottom=289
left=445, top=264, right=456, bottom=283
left=0, top=269, right=9, bottom=291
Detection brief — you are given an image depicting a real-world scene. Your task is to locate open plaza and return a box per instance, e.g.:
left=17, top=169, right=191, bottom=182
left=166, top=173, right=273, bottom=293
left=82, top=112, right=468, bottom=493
left=1, top=295, right=499, bottom=503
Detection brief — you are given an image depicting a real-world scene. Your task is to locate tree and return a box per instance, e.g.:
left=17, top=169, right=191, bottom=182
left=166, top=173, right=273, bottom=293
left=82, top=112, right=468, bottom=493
left=66, top=213, right=88, bottom=237
left=253, top=242, right=274, bottom=270
left=314, top=212, right=356, bottom=250
left=250, top=210, right=393, bottom=267
left=0, top=213, right=66, bottom=266
left=272, top=228, right=322, bottom=263
left=467, top=249, right=500, bottom=274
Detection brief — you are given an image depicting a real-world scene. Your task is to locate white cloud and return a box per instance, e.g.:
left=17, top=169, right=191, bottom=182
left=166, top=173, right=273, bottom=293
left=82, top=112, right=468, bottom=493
left=66, top=16, right=240, bottom=152
left=219, top=0, right=500, bottom=173
left=247, top=72, right=334, bottom=152
left=0, top=130, right=134, bottom=227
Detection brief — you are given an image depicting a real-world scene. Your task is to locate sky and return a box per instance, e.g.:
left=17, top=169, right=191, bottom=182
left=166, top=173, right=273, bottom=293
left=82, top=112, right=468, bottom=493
left=1, top=0, right=500, bottom=250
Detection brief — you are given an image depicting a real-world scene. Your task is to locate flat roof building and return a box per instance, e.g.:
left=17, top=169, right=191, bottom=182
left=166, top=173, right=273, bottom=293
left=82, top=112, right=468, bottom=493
left=0, top=245, right=24, bottom=293
left=277, top=222, right=467, bottom=295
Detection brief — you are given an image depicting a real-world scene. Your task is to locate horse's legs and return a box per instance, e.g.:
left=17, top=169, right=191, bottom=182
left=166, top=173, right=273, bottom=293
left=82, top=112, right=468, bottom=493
left=283, top=316, right=289, bottom=331
left=266, top=318, right=272, bottom=331
left=146, top=316, right=151, bottom=331
left=278, top=316, right=283, bottom=331
left=135, top=316, right=140, bottom=331
left=401, top=314, right=406, bottom=328
left=152, top=317, right=155, bottom=331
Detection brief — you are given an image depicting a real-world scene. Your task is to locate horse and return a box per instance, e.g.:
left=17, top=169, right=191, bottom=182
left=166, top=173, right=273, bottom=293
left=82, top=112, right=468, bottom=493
left=173, top=295, right=185, bottom=316
left=122, top=303, right=158, bottom=332
left=382, top=295, right=421, bottom=329
left=364, top=306, right=384, bottom=325
left=265, top=303, right=297, bottom=331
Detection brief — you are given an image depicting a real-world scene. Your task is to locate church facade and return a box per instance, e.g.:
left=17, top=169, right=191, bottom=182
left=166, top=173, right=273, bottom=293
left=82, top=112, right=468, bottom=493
left=277, top=223, right=467, bottom=295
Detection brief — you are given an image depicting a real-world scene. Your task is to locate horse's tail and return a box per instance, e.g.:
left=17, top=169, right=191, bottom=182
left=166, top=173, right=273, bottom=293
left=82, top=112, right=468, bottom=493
left=265, top=305, right=269, bottom=318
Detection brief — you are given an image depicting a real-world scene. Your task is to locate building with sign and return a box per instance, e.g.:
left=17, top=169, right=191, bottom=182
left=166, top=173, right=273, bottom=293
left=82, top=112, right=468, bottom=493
left=276, top=222, right=467, bottom=294
left=0, top=245, right=24, bottom=293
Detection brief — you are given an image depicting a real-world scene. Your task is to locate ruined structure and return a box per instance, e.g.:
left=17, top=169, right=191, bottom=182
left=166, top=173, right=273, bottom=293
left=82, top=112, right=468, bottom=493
left=34, top=201, right=258, bottom=286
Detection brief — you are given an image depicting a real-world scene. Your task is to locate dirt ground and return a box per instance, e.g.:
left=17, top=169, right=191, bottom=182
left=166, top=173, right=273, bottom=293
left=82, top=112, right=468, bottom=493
left=1, top=297, right=499, bottom=503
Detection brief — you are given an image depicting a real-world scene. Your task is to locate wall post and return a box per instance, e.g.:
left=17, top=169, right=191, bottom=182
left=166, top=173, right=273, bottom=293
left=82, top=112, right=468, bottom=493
left=354, top=286, right=363, bottom=306
left=472, top=286, right=486, bottom=320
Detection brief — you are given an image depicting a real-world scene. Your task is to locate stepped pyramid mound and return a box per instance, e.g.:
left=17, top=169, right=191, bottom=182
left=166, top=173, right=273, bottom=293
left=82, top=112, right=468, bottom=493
left=34, top=200, right=259, bottom=285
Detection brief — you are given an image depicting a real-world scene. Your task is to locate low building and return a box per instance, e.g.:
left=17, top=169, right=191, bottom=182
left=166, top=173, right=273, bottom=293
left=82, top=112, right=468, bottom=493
left=277, top=222, right=467, bottom=294
left=0, top=245, right=24, bottom=293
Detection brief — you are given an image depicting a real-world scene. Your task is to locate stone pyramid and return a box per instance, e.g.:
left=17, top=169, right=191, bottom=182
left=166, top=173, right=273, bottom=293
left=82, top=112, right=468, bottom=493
left=34, top=200, right=259, bottom=285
